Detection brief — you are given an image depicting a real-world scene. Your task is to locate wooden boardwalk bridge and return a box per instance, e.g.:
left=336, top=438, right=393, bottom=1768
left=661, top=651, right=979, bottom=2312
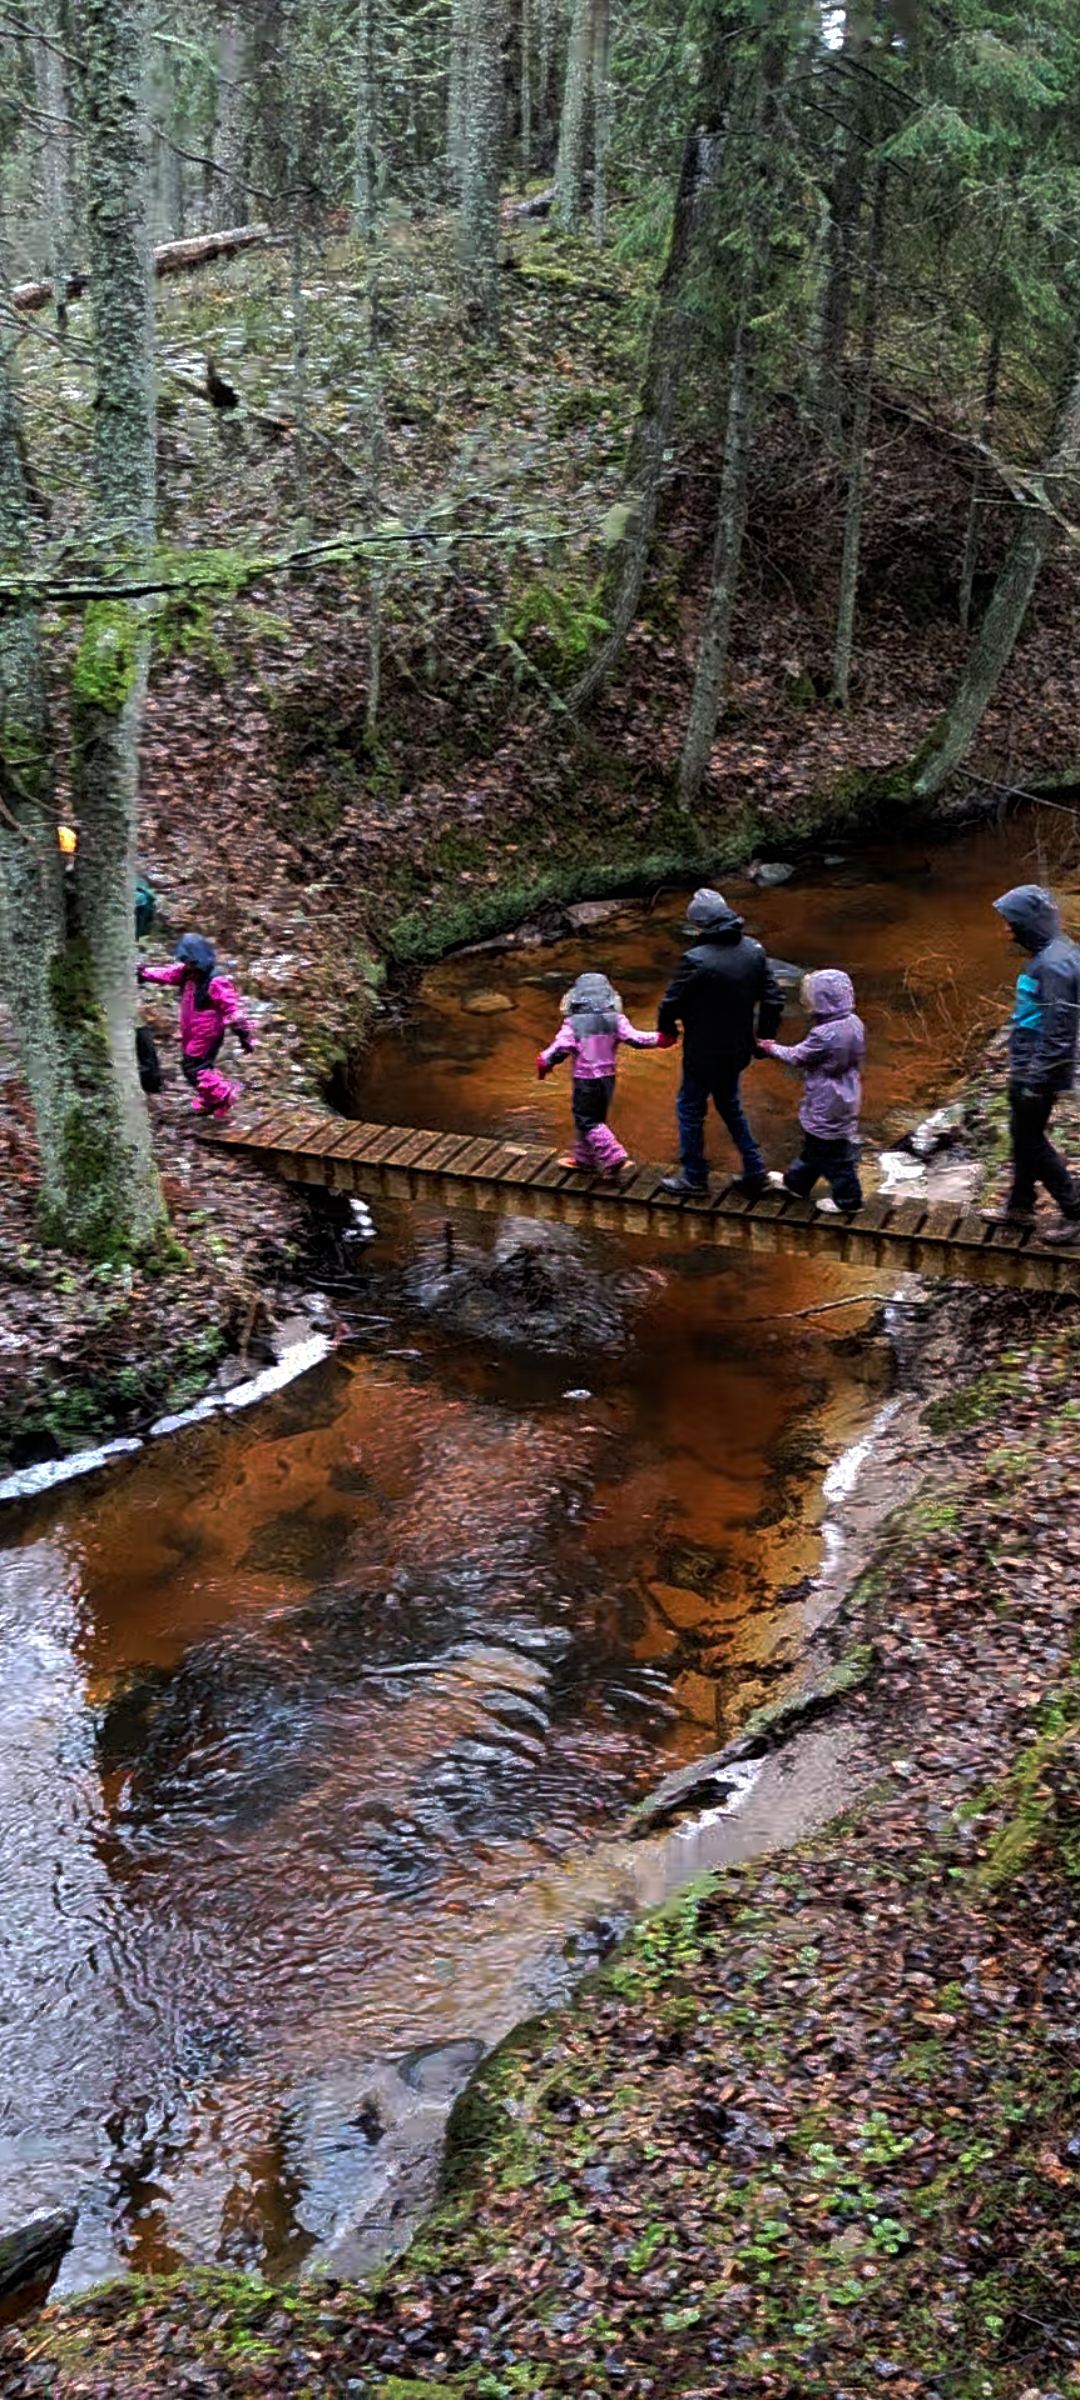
left=209, top=1109, right=1080, bottom=1293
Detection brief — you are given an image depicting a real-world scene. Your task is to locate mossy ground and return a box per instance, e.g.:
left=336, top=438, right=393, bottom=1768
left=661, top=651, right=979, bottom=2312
left=6, top=1291, right=1080, bottom=2396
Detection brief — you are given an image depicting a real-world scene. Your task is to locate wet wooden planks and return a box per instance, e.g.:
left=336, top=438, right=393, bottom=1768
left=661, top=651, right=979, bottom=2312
left=203, top=1113, right=1080, bottom=1293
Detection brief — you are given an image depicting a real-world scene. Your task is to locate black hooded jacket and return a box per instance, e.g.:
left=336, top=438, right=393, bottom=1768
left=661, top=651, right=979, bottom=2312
left=657, top=903, right=784, bottom=1077
left=995, top=885, right=1080, bottom=1094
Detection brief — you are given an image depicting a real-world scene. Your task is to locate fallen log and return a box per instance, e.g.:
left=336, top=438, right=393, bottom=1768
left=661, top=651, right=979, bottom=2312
left=10, top=223, right=273, bottom=314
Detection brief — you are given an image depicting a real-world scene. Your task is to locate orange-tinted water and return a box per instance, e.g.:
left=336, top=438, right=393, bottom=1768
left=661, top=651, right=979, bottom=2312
left=1, top=816, right=1072, bottom=2289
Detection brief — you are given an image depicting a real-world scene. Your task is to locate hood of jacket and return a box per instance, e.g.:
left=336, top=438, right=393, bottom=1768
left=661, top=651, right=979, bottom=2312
left=804, top=967, right=855, bottom=1020
left=562, top=971, right=621, bottom=1038
left=686, top=903, right=745, bottom=948
left=994, top=886, right=1060, bottom=952
left=174, top=933, right=217, bottom=977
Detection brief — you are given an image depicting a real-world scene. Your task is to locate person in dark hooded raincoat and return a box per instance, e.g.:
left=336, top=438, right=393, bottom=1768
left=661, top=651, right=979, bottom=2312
left=655, top=888, right=784, bottom=1196
left=983, top=884, right=1080, bottom=1242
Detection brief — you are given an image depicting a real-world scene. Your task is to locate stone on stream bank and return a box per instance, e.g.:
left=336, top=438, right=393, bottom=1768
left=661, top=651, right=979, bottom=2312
left=0, top=2208, right=77, bottom=2304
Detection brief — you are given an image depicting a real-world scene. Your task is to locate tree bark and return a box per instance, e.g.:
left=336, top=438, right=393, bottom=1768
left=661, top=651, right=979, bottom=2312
left=67, top=0, right=164, bottom=1249
left=34, top=7, right=75, bottom=335
left=590, top=0, right=612, bottom=248
left=831, top=160, right=887, bottom=709
left=552, top=0, right=594, bottom=232
left=568, top=114, right=726, bottom=712
left=519, top=0, right=532, bottom=189
left=448, top=0, right=470, bottom=199
left=355, top=0, right=378, bottom=238
left=912, top=342, right=1080, bottom=803
left=459, top=0, right=504, bottom=333
left=958, top=323, right=1001, bottom=630
left=677, top=314, right=754, bottom=807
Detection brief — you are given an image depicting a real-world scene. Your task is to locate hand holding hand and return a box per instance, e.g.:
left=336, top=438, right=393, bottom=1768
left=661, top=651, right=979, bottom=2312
left=756, top=1038, right=778, bottom=1056
left=536, top=1053, right=553, bottom=1080
left=239, top=1031, right=255, bottom=1054
left=654, top=1031, right=677, bottom=1049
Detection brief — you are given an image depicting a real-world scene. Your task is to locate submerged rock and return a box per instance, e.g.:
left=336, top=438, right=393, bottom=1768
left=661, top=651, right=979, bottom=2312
left=460, top=989, right=514, bottom=1015
left=409, top=1218, right=661, bottom=1354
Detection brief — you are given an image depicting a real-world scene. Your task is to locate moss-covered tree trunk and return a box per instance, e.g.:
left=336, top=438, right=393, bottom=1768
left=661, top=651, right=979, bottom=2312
left=67, top=0, right=164, bottom=1247
left=552, top=0, right=594, bottom=231
left=911, top=342, right=1080, bottom=804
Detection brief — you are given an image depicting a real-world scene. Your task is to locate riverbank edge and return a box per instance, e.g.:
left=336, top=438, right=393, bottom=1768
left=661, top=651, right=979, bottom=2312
left=6, top=1250, right=1080, bottom=2393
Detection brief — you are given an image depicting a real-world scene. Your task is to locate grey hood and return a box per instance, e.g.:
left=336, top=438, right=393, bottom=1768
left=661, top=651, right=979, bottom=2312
left=994, top=885, right=1060, bottom=952
left=684, top=888, right=745, bottom=942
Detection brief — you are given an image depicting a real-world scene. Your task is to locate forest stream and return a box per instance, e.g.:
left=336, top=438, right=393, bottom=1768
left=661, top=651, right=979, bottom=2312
left=0, top=816, right=1072, bottom=2302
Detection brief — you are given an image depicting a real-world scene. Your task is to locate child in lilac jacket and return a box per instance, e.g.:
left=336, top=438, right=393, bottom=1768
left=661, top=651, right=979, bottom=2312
left=137, top=933, right=255, bottom=1116
left=537, top=970, right=675, bottom=1176
left=758, top=967, right=865, bottom=1213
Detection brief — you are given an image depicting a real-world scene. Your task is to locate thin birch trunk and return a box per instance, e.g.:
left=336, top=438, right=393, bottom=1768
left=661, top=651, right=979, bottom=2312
left=912, top=340, right=1080, bottom=803
left=569, top=116, right=725, bottom=712
left=553, top=0, right=593, bottom=231
left=215, top=18, right=249, bottom=228
left=831, top=161, right=887, bottom=709
left=355, top=0, right=378, bottom=238
left=35, top=15, right=74, bottom=336
left=367, top=270, right=384, bottom=736
left=459, top=0, right=504, bottom=333
left=448, top=0, right=470, bottom=198
left=591, top=0, right=611, bottom=248
left=677, top=313, right=754, bottom=806
left=519, top=0, right=532, bottom=188
left=538, top=0, right=555, bottom=160
left=959, top=324, right=1001, bottom=629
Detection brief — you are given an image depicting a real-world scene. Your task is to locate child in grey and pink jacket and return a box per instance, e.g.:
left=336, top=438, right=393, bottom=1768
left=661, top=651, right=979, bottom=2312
left=758, top=967, right=865, bottom=1213
left=537, top=971, right=675, bottom=1177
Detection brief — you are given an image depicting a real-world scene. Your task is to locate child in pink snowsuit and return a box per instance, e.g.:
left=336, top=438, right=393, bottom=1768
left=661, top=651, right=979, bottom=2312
left=537, top=971, right=675, bottom=1177
left=137, top=933, right=255, bottom=1116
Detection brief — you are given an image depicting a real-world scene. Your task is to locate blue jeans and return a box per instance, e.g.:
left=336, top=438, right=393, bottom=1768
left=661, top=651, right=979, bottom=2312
left=676, top=1070, right=764, bottom=1183
left=784, top=1133, right=862, bottom=1211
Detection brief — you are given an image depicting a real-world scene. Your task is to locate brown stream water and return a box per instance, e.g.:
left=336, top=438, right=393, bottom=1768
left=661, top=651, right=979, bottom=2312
left=0, top=815, right=1073, bottom=2294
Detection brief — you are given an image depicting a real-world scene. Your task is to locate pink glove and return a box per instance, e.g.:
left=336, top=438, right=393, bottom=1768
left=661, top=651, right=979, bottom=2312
left=536, top=1054, right=553, bottom=1080
left=756, top=1039, right=778, bottom=1056
left=655, top=1031, right=677, bottom=1049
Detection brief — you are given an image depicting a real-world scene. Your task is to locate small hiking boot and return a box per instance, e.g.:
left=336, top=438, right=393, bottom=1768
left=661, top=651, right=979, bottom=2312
left=980, top=1204, right=1036, bottom=1228
left=731, top=1172, right=770, bottom=1200
left=659, top=1170, right=708, bottom=1198
left=1040, top=1215, right=1080, bottom=1246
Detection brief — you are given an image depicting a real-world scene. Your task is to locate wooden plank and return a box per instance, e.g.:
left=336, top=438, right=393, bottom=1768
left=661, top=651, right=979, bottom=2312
left=339, top=1123, right=429, bottom=1166
left=849, top=1196, right=892, bottom=1234
left=296, top=1116, right=384, bottom=1158
left=382, top=1126, right=450, bottom=1173
left=528, top=1156, right=577, bottom=1191
left=460, top=1139, right=548, bottom=1185
left=884, top=1198, right=928, bottom=1237
left=410, top=1130, right=489, bottom=1175
left=236, top=1110, right=308, bottom=1150
left=914, top=1200, right=964, bottom=1243
left=438, top=1135, right=512, bottom=1180
left=620, top=1166, right=665, bottom=1207
left=951, top=1211, right=994, bottom=1249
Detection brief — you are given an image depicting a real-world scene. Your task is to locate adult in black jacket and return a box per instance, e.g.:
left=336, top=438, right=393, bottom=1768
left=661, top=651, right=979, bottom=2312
left=982, top=884, right=1080, bottom=1243
left=656, top=888, right=784, bottom=1196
